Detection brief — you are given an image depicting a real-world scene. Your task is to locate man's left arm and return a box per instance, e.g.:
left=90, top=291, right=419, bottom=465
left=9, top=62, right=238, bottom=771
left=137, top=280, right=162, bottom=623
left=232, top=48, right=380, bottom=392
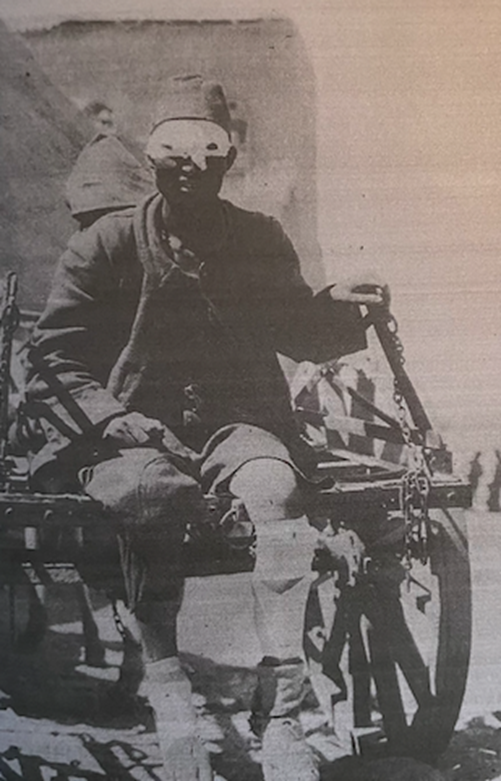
left=260, top=218, right=378, bottom=363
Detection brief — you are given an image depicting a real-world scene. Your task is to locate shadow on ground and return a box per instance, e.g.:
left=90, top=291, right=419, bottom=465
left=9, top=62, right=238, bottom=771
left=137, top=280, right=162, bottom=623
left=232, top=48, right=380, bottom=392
left=0, top=739, right=160, bottom=781
left=0, top=583, right=458, bottom=781
left=438, top=715, right=501, bottom=781
left=0, top=624, right=264, bottom=779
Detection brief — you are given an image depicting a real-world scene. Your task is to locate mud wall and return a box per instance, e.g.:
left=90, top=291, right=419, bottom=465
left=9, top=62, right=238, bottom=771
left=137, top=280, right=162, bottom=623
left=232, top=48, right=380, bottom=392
left=23, top=18, right=323, bottom=289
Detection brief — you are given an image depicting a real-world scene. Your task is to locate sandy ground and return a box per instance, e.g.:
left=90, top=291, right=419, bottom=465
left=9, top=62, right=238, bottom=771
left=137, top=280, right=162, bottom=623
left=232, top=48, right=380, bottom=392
left=1, top=509, right=501, bottom=781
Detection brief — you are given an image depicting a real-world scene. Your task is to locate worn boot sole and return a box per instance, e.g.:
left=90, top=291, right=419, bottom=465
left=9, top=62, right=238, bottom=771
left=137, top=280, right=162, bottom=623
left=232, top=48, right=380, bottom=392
left=154, top=730, right=212, bottom=781
left=262, top=716, right=319, bottom=781
left=145, top=660, right=212, bottom=781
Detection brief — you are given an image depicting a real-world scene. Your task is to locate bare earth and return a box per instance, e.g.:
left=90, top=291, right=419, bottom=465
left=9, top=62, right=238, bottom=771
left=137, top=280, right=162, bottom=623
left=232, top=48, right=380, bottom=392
left=1, top=509, right=501, bottom=781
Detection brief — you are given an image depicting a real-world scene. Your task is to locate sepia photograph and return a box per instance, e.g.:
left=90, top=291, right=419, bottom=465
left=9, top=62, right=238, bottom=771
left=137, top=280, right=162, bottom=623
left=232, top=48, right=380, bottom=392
left=0, top=1, right=500, bottom=779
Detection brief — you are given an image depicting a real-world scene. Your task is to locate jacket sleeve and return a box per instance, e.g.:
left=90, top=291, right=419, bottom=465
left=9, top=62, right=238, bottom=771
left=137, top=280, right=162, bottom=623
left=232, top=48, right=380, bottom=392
left=256, top=217, right=368, bottom=363
left=25, top=221, right=128, bottom=437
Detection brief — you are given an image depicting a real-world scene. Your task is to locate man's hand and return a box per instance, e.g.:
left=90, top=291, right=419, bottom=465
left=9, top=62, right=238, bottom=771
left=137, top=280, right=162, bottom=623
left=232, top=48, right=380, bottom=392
left=103, top=412, right=166, bottom=448
left=330, top=274, right=390, bottom=309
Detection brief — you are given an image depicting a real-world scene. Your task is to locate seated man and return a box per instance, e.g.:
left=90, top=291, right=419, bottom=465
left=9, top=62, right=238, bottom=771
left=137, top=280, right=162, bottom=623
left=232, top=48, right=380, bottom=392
left=25, top=74, right=387, bottom=781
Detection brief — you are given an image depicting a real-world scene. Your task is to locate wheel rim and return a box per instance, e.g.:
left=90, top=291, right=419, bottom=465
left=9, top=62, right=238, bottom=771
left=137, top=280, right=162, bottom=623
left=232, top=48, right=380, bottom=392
left=305, top=506, right=472, bottom=761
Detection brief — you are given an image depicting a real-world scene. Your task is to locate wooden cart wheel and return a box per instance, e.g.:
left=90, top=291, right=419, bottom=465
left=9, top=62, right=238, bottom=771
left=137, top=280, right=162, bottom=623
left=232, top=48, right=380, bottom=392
left=305, top=505, right=472, bottom=762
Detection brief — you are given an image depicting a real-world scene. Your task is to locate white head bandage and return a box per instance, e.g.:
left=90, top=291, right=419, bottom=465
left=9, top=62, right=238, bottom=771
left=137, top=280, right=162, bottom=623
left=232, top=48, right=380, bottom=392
left=146, top=119, right=231, bottom=172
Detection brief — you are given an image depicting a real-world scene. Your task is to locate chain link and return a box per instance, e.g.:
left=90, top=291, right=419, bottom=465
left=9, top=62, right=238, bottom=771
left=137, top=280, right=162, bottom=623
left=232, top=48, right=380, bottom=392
left=0, top=274, right=19, bottom=488
left=111, top=598, right=129, bottom=644
left=384, top=311, right=432, bottom=568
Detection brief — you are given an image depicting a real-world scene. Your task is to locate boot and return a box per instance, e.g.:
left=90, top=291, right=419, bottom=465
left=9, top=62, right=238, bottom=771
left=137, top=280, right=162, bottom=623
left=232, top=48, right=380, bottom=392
left=144, top=657, right=212, bottom=781
left=252, top=657, right=319, bottom=781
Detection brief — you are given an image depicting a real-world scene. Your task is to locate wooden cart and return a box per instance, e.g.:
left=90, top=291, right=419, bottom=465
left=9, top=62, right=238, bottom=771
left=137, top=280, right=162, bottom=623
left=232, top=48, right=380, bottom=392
left=0, top=272, right=471, bottom=764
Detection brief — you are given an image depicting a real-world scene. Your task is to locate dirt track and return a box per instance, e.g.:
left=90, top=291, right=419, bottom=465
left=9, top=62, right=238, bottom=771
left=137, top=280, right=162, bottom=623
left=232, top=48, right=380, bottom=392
left=1, top=509, right=501, bottom=781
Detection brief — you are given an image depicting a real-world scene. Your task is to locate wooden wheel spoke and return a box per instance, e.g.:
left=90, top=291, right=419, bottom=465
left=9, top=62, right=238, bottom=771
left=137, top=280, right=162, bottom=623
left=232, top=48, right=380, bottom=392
left=348, top=607, right=372, bottom=728
left=384, top=593, right=433, bottom=707
left=305, top=508, right=471, bottom=761
left=366, top=621, right=407, bottom=743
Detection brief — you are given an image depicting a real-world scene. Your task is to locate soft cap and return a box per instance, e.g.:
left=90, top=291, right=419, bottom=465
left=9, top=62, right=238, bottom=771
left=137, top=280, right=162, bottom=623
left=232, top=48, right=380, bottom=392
left=66, top=134, right=153, bottom=218
left=152, top=74, right=231, bottom=134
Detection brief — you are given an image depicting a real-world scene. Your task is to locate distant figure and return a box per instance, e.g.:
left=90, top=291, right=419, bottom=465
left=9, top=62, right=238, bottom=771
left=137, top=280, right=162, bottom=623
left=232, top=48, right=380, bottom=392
left=487, top=449, right=501, bottom=512
left=468, top=451, right=483, bottom=502
left=83, top=99, right=117, bottom=137
left=66, top=133, right=153, bottom=229
left=228, top=99, right=248, bottom=148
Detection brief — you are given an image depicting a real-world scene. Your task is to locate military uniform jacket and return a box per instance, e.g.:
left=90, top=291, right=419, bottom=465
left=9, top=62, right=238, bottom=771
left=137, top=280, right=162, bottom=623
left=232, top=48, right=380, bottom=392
left=26, top=192, right=367, bottom=473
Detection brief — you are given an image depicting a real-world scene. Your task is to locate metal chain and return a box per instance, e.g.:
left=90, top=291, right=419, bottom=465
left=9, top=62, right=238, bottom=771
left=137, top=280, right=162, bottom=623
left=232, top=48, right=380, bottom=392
left=0, top=274, right=19, bottom=489
left=111, top=598, right=129, bottom=644
left=384, top=311, right=432, bottom=568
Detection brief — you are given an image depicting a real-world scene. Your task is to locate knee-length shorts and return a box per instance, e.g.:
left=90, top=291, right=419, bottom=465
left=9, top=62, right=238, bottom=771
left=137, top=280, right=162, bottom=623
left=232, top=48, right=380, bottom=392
left=77, top=423, right=302, bottom=609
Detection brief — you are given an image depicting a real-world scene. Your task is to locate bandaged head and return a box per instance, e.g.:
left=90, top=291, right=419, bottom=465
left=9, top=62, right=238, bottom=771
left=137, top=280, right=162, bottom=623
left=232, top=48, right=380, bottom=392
left=146, top=119, right=231, bottom=172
